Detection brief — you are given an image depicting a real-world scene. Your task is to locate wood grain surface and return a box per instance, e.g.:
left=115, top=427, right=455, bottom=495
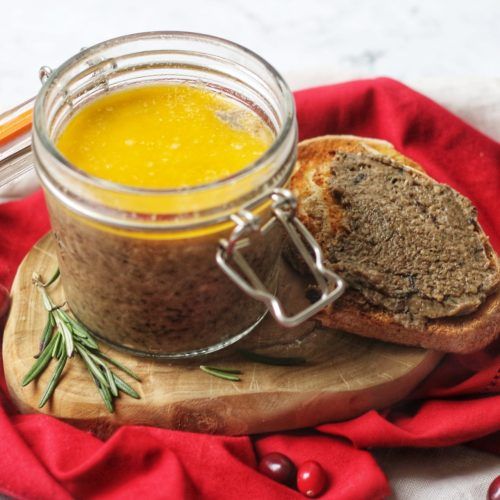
left=3, top=234, right=443, bottom=437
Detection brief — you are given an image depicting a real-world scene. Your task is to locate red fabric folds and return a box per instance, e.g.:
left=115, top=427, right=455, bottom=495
left=0, top=78, right=499, bottom=499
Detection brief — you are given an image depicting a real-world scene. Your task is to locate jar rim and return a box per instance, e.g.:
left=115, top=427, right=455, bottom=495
left=33, top=30, right=296, bottom=196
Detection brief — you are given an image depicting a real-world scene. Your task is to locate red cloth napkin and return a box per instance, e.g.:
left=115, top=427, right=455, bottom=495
left=1, top=78, right=499, bottom=500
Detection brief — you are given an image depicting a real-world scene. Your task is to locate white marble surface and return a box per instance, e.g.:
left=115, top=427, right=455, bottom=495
left=0, top=2, right=499, bottom=499
left=1, top=0, right=500, bottom=110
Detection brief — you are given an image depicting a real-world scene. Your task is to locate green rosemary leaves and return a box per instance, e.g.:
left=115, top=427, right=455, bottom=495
left=199, top=365, right=242, bottom=381
left=198, top=351, right=306, bottom=381
left=23, top=271, right=141, bottom=412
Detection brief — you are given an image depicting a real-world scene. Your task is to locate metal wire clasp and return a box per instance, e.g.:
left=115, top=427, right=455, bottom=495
left=216, top=188, right=346, bottom=328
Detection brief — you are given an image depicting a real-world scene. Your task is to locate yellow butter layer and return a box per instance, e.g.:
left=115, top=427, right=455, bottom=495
left=56, top=84, right=274, bottom=189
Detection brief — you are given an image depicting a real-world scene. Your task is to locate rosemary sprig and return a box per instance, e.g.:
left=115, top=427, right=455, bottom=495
left=112, top=373, right=140, bottom=399
left=43, top=268, right=60, bottom=288
left=38, top=352, right=67, bottom=408
left=35, top=312, right=55, bottom=358
left=198, top=352, right=307, bottom=382
left=22, top=333, right=59, bottom=386
left=199, top=365, right=241, bottom=381
left=98, top=351, right=141, bottom=381
left=22, top=270, right=141, bottom=412
left=238, top=349, right=307, bottom=366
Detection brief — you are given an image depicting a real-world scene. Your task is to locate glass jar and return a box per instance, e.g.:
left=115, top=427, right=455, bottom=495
left=31, top=32, right=345, bottom=358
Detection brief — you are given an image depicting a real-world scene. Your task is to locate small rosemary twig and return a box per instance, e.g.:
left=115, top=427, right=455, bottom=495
left=198, top=352, right=307, bottom=382
left=42, top=268, right=60, bottom=288
left=199, top=365, right=241, bottom=381
left=22, top=270, right=141, bottom=412
left=35, top=312, right=55, bottom=358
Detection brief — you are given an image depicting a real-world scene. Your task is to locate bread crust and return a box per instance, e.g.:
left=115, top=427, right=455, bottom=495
left=291, top=135, right=500, bottom=353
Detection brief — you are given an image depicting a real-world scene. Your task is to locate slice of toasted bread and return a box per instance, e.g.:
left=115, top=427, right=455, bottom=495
left=290, top=135, right=500, bottom=353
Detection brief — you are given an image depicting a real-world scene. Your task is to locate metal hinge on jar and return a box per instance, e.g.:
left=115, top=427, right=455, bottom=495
left=216, top=188, right=346, bottom=327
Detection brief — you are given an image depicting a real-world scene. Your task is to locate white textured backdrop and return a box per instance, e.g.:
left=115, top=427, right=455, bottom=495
left=1, top=0, right=500, bottom=109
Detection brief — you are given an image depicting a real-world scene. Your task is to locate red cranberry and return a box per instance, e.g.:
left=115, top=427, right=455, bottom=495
left=258, top=452, right=296, bottom=487
left=488, top=475, right=500, bottom=500
left=0, top=284, right=10, bottom=331
left=297, top=460, right=327, bottom=498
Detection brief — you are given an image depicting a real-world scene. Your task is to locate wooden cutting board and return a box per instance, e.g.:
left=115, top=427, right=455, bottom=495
left=3, top=234, right=442, bottom=437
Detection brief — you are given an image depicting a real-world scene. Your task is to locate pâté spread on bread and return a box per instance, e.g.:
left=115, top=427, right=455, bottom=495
left=328, top=151, right=498, bottom=325
left=290, top=136, right=499, bottom=353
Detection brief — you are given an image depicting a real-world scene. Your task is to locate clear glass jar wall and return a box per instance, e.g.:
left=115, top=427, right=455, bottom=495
left=33, top=32, right=297, bottom=358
